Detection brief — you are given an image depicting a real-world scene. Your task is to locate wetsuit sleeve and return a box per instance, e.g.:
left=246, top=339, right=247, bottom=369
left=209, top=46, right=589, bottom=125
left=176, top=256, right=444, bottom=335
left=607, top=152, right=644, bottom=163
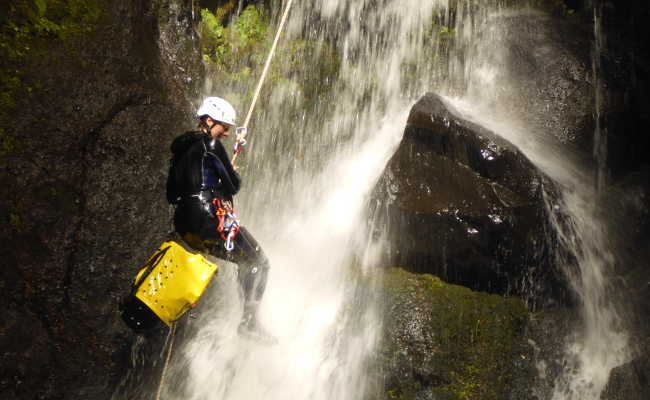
left=209, top=138, right=241, bottom=194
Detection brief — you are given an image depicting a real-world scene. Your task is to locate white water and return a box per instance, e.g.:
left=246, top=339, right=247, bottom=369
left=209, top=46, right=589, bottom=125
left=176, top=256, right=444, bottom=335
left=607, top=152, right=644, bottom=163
left=448, top=94, right=629, bottom=399
left=592, top=1, right=607, bottom=192
left=442, top=4, right=630, bottom=399
left=148, top=2, right=628, bottom=400
left=170, top=1, right=442, bottom=399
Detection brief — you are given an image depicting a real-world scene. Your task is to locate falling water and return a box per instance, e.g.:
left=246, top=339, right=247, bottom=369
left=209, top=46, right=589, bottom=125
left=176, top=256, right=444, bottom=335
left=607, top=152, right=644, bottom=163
left=440, top=3, right=630, bottom=399
left=124, top=1, right=630, bottom=399
left=170, top=1, right=443, bottom=399
left=592, top=0, right=607, bottom=192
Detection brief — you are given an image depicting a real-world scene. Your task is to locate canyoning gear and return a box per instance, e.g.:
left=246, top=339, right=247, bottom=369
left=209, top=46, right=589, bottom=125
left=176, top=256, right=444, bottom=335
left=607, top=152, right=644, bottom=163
left=167, top=132, right=241, bottom=204
left=122, top=296, right=161, bottom=333
left=121, top=239, right=219, bottom=330
left=197, top=97, right=237, bottom=126
left=172, top=194, right=242, bottom=249
left=233, top=135, right=247, bottom=155
left=173, top=224, right=270, bottom=306
left=235, top=127, right=247, bottom=137
left=167, top=127, right=271, bottom=330
left=175, top=195, right=242, bottom=252
left=212, top=197, right=241, bottom=251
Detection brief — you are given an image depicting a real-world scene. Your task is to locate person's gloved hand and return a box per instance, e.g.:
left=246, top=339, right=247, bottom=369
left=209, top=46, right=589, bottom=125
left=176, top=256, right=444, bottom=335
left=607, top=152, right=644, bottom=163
left=234, top=127, right=247, bottom=155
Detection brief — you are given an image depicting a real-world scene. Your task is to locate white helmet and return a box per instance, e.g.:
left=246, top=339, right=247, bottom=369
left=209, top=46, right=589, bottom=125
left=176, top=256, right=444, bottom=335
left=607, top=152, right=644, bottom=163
left=196, top=97, right=237, bottom=126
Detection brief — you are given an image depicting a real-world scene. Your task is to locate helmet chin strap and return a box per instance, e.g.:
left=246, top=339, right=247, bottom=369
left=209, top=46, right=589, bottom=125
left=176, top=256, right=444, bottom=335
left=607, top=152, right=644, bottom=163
left=204, top=119, right=217, bottom=135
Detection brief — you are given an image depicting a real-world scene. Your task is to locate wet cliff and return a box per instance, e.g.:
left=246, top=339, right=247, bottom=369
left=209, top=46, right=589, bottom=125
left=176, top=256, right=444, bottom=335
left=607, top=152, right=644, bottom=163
left=1, top=0, right=650, bottom=399
left=0, top=1, right=202, bottom=398
left=594, top=0, right=650, bottom=395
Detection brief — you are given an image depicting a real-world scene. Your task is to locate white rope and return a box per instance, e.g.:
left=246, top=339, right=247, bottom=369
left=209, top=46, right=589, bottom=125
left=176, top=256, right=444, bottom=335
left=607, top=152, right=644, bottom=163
left=155, top=323, right=177, bottom=400
left=233, top=0, right=295, bottom=165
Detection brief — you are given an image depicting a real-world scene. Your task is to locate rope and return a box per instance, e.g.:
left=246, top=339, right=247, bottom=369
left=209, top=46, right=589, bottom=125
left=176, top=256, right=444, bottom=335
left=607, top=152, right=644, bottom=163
left=233, top=0, right=295, bottom=165
left=155, top=322, right=177, bottom=400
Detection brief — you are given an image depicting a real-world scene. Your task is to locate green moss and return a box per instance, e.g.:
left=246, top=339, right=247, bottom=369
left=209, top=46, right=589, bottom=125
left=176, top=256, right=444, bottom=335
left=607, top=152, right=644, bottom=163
left=0, top=0, right=103, bottom=159
left=382, top=268, right=529, bottom=400
left=9, top=212, right=24, bottom=232
left=200, top=4, right=269, bottom=82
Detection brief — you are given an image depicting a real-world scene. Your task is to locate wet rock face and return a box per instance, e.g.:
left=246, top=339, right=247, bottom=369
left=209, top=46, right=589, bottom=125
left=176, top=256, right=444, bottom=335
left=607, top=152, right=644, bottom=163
left=466, top=11, right=594, bottom=153
left=0, top=1, right=202, bottom=399
left=596, top=0, right=650, bottom=180
left=595, top=1, right=650, bottom=395
left=602, top=350, right=650, bottom=400
left=373, top=93, right=566, bottom=305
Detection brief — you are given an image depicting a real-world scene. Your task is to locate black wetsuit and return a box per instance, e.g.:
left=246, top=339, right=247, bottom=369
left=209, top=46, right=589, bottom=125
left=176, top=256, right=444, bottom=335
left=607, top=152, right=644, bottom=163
left=167, top=131, right=270, bottom=317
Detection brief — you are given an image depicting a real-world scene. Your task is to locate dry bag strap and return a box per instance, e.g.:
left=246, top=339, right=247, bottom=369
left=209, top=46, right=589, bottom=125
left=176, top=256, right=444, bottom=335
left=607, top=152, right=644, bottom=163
left=130, top=245, right=171, bottom=296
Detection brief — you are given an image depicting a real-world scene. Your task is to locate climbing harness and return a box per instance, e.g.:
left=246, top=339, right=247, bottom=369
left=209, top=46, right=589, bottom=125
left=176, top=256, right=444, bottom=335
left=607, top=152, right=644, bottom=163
left=212, top=198, right=241, bottom=251
left=232, top=0, right=295, bottom=166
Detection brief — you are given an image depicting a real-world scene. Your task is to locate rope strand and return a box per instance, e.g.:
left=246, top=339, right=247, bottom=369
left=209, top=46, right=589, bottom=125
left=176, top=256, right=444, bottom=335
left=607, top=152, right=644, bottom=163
left=233, top=0, right=295, bottom=166
left=155, top=323, right=177, bottom=400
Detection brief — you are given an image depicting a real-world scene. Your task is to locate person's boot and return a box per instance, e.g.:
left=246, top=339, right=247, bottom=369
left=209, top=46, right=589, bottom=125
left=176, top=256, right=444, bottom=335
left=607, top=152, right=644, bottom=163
left=238, top=307, right=278, bottom=345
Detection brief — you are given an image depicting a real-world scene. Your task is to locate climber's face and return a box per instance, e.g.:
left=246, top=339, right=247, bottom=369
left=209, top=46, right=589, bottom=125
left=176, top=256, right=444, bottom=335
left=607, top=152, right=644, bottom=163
left=207, top=117, right=232, bottom=139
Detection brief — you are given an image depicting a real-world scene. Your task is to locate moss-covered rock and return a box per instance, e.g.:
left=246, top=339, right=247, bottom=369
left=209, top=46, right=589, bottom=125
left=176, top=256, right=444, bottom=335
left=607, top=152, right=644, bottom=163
left=378, top=267, right=529, bottom=400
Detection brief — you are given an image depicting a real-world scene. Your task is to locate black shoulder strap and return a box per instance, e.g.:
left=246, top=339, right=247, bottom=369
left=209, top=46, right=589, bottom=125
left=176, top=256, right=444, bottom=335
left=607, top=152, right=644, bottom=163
left=129, top=245, right=172, bottom=296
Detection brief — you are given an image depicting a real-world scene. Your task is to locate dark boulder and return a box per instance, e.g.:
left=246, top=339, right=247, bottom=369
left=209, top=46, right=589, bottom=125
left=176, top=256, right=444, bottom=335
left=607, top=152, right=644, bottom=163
left=372, top=92, right=566, bottom=305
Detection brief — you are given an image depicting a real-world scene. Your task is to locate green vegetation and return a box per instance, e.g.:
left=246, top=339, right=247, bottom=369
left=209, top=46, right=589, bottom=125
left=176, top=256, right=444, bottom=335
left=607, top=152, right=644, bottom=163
left=199, top=3, right=340, bottom=116
left=0, top=0, right=102, bottom=159
left=9, top=212, right=24, bottom=232
left=200, top=3, right=270, bottom=96
left=382, top=267, right=529, bottom=400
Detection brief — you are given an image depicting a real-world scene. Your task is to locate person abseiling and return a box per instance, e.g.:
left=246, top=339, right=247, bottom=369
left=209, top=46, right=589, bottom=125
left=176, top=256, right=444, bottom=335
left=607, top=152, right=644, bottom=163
left=166, top=96, right=273, bottom=341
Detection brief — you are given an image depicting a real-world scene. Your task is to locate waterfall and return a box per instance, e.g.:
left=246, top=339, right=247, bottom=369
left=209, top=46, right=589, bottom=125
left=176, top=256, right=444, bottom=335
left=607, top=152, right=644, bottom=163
left=172, top=1, right=442, bottom=399
left=440, top=3, right=630, bottom=399
left=125, top=1, right=630, bottom=399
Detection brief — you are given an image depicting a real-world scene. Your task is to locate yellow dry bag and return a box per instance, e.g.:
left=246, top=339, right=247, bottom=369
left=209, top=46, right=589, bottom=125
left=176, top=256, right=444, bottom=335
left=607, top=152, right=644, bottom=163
left=131, top=239, right=219, bottom=326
